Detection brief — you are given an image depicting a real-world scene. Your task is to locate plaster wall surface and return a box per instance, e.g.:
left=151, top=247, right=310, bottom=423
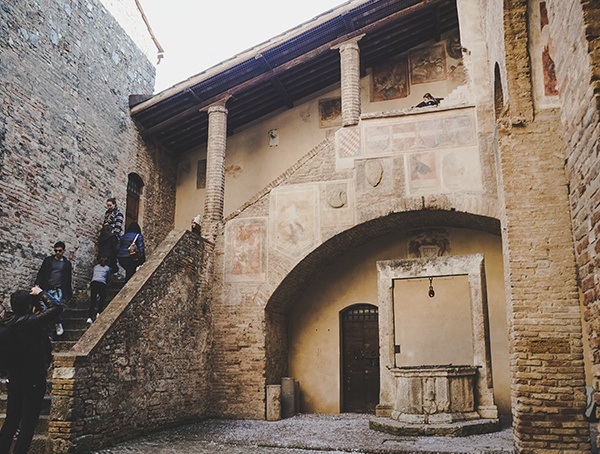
left=288, top=228, right=510, bottom=417
left=174, top=36, right=466, bottom=230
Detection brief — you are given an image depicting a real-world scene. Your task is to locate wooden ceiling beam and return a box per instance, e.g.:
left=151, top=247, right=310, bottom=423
left=138, top=0, right=449, bottom=139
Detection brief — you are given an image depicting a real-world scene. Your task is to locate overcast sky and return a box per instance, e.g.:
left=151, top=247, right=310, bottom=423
left=139, top=0, right=346, bottom=93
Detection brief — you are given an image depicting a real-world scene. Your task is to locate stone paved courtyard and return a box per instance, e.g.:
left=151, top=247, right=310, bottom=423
left=92, top=414, right=517, bottom=453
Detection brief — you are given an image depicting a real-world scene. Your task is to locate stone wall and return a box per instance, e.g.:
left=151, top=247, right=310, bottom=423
left=0, top=0, right=175, bottom=306
left=49, top=230, right=211, bottom=452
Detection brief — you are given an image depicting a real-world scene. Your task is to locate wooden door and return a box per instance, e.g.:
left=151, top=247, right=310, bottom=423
left=341, top=304, right=380, bottom=413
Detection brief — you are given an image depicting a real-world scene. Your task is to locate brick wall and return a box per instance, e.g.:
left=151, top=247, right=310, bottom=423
left=0, top=0, right=175, bottom=306
left=548, top=0, right=600, bottom=447
left=49, top=230, right=211, bottom=452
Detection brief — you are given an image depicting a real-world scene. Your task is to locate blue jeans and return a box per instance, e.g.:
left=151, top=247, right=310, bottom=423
left=46, top=289, right=63, bottom=324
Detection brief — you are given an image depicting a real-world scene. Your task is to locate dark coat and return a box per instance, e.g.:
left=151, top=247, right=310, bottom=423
left=34, top=255, right=73, bottom=301
left=2, top=293, right=62, bottom=382
left=97, top=230, right=119, bottom=262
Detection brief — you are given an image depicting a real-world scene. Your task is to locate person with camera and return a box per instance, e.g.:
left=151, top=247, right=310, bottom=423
left=0, top=285, right=63, bottom=454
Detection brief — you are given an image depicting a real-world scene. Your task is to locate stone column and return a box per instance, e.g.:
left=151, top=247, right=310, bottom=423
left=202, top=100, right=229, bottom=240
left=333, top=36, right=364, bottom=126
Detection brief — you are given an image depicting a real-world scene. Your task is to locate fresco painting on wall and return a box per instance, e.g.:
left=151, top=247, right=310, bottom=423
left=364, top=124, right=393, bottom=156
left=371, top=56, right=409, bottom=102
left=409, top=44, right=447, bottom=84
left=408, top=152, right=438, bottom=191
left=364, top=110, right=476, bottom=157
left=225, top=219, right=266, bottom=282
left=319, top=97, right=342, bottom=128
left=270, top=186, right=320, bottom=258
left=539, top=2, right=558, bottom=96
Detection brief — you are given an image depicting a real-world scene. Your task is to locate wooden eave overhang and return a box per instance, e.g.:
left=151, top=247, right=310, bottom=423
left=130, top=0, right=459, bottom=156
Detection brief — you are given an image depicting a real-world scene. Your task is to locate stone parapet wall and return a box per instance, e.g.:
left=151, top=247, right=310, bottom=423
left=0, top=0, right=174, bottom=306
left=49, top=230, right=211, bottom=452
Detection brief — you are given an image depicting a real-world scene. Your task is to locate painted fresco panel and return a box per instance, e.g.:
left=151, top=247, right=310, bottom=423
left=409, top=44, right=447, bottom=84
left=363, top=109, right=477, bottom=157
left=270, top=185, right=320, bottom=259
left=319, top=97, right=342, bottom=128
left=371, top=56, right=410, bottom=102
left=224, top=218, right=267, bottom=282
left=529, top=0, right=559, bottom=108
left=408, top=152, right=439, bottom=192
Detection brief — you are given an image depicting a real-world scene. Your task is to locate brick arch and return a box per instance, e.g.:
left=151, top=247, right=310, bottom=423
left=264, top=209, right=500, bottom=383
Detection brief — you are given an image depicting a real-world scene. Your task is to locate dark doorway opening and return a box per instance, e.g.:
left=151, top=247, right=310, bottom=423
left=125, top=173, right=143, bottom=229
left=341, top=304, right=380, bottom=413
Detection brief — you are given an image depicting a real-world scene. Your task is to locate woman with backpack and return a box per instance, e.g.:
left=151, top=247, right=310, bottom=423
left=117, top=222, right=146, bottom=283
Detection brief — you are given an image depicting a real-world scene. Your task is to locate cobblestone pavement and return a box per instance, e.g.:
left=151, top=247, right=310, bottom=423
left=93, top=414, right=517, bottom=454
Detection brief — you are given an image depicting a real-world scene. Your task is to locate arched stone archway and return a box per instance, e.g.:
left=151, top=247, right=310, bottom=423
left=264, top=209, right=502, bottom=399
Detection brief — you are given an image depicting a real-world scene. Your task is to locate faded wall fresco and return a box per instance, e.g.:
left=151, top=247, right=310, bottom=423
left=269, top=185, right=321, bottom=259
left=224, top=218, right=267, bottom=282
left=346, top=108, right=482, bottom=195
left=371, top=56, right=410, bottom=101
left=409, top=44, right=447, bottom=84
left=530, top=0, right=559, bottom=108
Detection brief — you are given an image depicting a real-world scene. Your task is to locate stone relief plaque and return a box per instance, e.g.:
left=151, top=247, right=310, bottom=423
left=365, top=160, right=384, bottom=187
left=407, top=230, right=450, bottom=258
left=224, top=218, right=267, bottom=282
left=270, top=185, right=320, bottom=259
left=321, top=181, right=355, bottom=229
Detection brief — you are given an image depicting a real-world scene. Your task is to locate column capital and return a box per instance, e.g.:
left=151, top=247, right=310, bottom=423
left=331, top=34, right=365, bottom=52
left=201, top=94, right=232, bottom=113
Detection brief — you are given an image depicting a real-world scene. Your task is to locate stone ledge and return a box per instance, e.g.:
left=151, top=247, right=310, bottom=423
left=369, top=416, right=501, bottom=437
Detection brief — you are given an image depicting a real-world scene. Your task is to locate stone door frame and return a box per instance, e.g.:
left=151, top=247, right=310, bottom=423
left=376, top=253, right=497, bottom=419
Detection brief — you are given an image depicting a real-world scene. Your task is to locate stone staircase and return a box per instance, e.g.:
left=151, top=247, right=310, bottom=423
left=0, top=278, right=126, bottom=453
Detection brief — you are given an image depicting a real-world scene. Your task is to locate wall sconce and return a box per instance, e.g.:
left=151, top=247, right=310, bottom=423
left=268, top=129, right=279, bottom=147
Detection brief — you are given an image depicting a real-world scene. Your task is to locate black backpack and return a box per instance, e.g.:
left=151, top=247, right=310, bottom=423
left=0, top=317, right=22, bottom=372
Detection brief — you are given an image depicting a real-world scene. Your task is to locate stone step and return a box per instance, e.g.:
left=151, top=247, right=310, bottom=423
left=25, top=434, right=50, bottom=454
left=0, top=413, right=50, bottom=434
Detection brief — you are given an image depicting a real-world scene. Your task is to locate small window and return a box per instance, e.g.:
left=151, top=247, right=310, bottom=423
left=126, top=173, right=144, bottom=228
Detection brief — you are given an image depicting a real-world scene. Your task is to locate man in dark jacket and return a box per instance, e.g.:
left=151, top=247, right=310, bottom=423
left=0, top=286, right=62, bottom=454
left=34, top=241, right=72, bottom=336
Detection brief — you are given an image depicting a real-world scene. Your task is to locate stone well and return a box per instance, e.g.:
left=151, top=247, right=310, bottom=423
left=390, top=365, right=479, bottom=424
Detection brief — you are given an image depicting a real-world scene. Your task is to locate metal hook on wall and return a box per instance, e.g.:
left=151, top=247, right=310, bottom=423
left=428, top=277, right=435, bottom=298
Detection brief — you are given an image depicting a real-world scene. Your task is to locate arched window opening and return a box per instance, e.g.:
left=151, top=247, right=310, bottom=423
left=126, top=173, right=144, bottom=229
left=494, top=63, right=505, bottom=118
